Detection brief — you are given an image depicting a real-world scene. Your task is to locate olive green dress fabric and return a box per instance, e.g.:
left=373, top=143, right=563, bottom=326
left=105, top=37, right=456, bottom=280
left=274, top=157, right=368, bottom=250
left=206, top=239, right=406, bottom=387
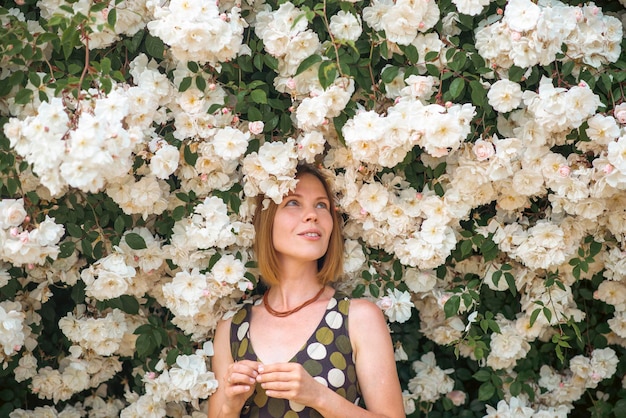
left=230, top=292, right=362, bottom=417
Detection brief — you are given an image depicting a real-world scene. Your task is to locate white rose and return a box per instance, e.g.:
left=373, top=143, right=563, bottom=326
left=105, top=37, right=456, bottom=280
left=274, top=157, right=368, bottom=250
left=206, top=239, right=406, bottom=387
left=487, top=79, right=522, bottom=113
left=472, top=139, right=495, bottom=161
left=614, top=103, right=626, bottom=124
left=0, top=199, right=27, bottom=229
left=150, top=144, right=180, bottom=179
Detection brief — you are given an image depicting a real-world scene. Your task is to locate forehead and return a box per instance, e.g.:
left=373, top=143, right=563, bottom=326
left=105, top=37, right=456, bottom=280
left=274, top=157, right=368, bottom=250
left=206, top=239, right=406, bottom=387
left=290, top=173, right=329, bottom=197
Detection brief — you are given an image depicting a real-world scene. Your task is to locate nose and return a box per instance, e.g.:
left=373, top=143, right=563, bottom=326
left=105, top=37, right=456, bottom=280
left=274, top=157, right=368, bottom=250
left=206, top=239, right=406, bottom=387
left=303, top=206, right=318, bottom=223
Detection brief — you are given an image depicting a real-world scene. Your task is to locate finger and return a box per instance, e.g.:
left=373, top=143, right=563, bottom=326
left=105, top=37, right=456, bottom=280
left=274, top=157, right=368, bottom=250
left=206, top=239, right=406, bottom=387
left=230, top=361, right=260, bottom=379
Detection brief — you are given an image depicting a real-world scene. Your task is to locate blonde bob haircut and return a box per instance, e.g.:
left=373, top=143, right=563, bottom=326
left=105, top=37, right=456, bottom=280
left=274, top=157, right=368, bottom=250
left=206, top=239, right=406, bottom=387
left=253, top=164, right=344, bottom=287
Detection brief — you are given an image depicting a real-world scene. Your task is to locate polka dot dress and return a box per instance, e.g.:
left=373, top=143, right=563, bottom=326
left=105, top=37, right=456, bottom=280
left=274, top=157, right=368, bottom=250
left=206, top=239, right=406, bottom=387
left=230, top=292, right=362, bottom=417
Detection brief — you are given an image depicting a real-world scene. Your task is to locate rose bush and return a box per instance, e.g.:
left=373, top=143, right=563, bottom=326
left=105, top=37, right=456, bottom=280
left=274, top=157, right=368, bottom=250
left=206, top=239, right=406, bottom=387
left=0, top=0, right=625, bottom=416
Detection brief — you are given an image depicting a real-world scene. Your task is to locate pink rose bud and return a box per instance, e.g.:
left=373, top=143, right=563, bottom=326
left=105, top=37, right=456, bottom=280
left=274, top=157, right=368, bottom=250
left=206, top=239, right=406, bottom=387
left=446, top=391, right=466, bottom=406
left=377, top=296, right=393, bottom=310
left=248, top=121, right=264, bottom=135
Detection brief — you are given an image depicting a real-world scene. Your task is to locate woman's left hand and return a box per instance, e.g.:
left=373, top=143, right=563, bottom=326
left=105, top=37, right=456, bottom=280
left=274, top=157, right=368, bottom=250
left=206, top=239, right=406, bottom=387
left=255, top=363, right=325, bottom=407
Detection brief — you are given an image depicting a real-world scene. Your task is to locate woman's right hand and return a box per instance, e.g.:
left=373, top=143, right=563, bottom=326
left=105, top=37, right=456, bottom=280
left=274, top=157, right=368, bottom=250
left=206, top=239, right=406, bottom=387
left=221, top=360, right=260, bottom=412
left=208, top=318, right=261, bottom=418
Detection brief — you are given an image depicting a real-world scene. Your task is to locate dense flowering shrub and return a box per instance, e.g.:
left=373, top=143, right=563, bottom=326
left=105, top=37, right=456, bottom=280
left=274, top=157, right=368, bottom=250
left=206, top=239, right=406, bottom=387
left=0, top=0, right=625, bottom=416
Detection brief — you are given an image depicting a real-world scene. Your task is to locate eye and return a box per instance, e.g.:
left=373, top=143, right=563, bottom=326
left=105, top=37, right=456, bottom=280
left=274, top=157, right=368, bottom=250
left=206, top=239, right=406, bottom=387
left=316, top=201, right=329, bottom=209
left=284, top=199, right=299, bottom=206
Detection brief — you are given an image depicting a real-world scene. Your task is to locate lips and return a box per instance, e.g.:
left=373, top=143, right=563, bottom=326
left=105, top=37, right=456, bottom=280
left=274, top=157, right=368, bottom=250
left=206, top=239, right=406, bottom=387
left=298, top=229, right=322, bottom=238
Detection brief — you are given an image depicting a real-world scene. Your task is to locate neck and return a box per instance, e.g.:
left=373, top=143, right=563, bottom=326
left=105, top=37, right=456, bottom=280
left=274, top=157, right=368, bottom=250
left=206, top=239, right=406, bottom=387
left=264, top=284, right=326, bottom=317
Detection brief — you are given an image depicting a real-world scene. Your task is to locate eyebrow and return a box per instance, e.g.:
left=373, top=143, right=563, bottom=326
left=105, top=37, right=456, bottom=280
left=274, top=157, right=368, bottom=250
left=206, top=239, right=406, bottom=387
left=287, top=193, right=330, bottom=201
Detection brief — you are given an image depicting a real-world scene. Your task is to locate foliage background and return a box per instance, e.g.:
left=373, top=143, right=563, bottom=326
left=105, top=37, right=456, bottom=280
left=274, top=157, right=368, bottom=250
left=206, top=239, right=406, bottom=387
left=0, top=0, right=625, bottom=417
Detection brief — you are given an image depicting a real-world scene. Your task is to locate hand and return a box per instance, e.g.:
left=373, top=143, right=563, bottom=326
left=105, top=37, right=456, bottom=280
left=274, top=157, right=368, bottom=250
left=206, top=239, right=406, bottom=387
left=222, top=360, right=260, bottom=412
left=256, top=363, right=325, bottom=408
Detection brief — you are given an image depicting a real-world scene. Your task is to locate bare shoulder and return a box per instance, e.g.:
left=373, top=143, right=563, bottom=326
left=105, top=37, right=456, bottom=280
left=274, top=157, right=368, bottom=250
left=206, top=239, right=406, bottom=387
left=348, top=297, right=385, bottom=321
left=347, top=298, right=389, bottom=337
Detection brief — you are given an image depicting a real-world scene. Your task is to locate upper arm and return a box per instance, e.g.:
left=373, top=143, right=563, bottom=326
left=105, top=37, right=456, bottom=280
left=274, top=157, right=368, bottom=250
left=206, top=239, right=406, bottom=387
left=349, top=299, right=405, bottom=418
left=207, top=318, right=233, bottom=418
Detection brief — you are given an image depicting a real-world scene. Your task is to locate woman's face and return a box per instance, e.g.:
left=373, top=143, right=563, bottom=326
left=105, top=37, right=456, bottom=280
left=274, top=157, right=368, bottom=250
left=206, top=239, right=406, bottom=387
left=272, top=173, right=333, bottom=266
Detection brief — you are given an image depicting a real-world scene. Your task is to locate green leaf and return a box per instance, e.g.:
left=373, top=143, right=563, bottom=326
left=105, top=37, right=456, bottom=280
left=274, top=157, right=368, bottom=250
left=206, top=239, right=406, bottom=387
left=295, top=54, right=322, bottom=76
left=145, top=34, right=165, bottom=59
left=107, top=7, right=117, bottom=28
left=478, top=382, right=495, bottom=401
left=119, top=295, right=139, bottom=315
left=368, top=283, right=380, bottom=298
left=114, top=216, right=126, bottom=234
left=179, top=76, right=192, bottom=92
left=444, top=295, right=461, bottom=318
left=124, top=232, right=147, bottom=250
left=66, top=223, right=83, bottom=238
left=449, top=77, right=465, bottom=100
left=166, top=348, right=180, bottom=366
left=470, top=80, right=487, bottom=107
left=14, top=89, right=33, bottom=105
left=250, top=89, right=268, bottom=104
left=352, top=284, right=366, bottom=298
left=184, top=144, right=198, bottom=166
left=58, top=241, right=76, bottom=259
left=196, top=76, right=206, bottom=91
left=529, top=309, right=540, bottom=327
left=135, top=333, right=155, bottom=358
left=402, top=44, right=419, bottom=64
left=381, top=66, right=400, bottom=84
left=473, top=369, right=491, bottom=382
left=543, top=307, right=552, bottom=323
left=508, top=66, right=525, bottom=82
left=318, top=61, right=337, bottom=90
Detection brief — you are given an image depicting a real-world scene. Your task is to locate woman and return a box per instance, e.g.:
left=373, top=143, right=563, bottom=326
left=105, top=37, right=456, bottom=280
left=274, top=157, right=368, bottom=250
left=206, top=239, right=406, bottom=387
left=208, top=164, right=405, bottom=417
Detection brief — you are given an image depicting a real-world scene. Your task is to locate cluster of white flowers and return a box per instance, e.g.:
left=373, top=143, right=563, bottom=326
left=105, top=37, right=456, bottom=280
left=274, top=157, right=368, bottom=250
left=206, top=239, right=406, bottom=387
left=167, top=196, right=254, bottom=266
left=483, top=396, right=566, bottom=418
left=343, top=80, right=476, bottom=166
left=332, top=167, right=458, bottom=270
left=362, top=0, right=439, bottom=45
left=0, top=300, right=27, bottom=366
left=404, top=352, right=454, bottom=409
left=4, top=92, right=139, bottom=195
left=485, top=316, right=531, bottom=370
left=38, top=0, right=149, bottom=50
left=533, top=348, right=619, bottom=412
left=242, top=138, right=299, bottom=204
left=0, top=199, right=64, bottom=266
left=596, top=244, right=626, bottom=342
left=255, top=2, right=321, bottom=94
left=80, top=253, right=137, bottom=301
left=29, top=354, right=123, bottom=404
left=58, top=308, right=139, bottom=356
left=451, top=0, right=490, bottom=17
left=295, top=78, right=355, bottom=132
left=160, top=255, right=250, bottom=339
left=147, top=0, right=247, bottom=65
left=121, top=344, right=217, bottom=416
left=476, top=0, right=622, bottom=70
